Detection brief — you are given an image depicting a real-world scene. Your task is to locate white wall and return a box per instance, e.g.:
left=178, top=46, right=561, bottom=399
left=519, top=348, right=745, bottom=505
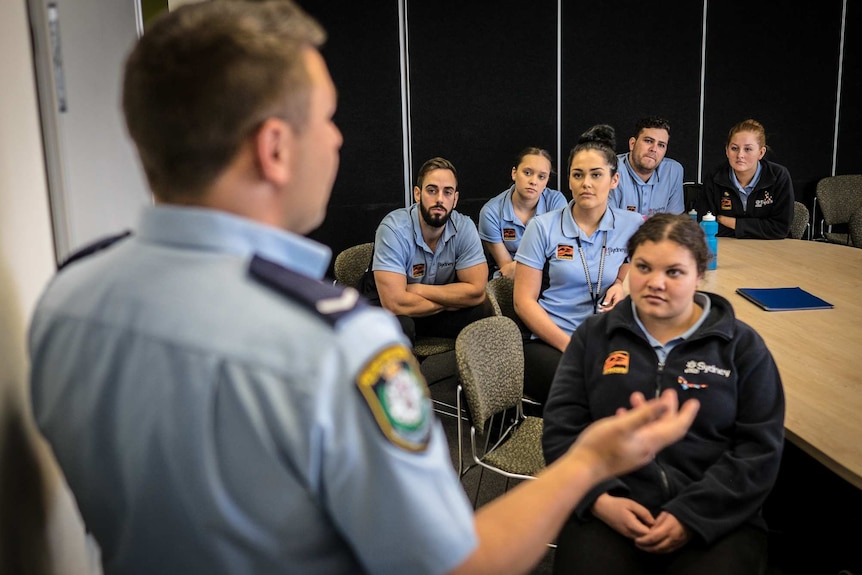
left=0, top=0, right=57, bottom=393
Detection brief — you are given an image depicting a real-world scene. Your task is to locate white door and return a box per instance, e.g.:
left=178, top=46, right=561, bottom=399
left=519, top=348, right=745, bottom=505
left=27, top=0, right=151, bottom=264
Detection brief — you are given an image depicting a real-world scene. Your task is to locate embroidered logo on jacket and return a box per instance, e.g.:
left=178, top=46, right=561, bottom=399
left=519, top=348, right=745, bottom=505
left=503, top=228, right=517, bottom=241
left=411, top=263, right=426, bottom=278
left=603, top=351, right=630, bottom=374
left=556, top=244, right=574, bottom=260
left=678, top=375, right=708, bottom=390
left=755, top=191, right=774, bottom=208
left=683, top=360, right=731, bottom=378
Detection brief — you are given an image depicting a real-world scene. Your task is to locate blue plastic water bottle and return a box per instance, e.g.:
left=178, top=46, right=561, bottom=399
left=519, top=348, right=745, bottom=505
left=701, top=212, right=718, bottom=270
left=688, top=208, right=698, bottom=222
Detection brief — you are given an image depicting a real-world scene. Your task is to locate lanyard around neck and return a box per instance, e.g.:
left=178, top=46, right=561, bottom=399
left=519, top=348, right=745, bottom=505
left=574, top=232, right=608, bottom=315
left=560, top=208, right=610, bottom=314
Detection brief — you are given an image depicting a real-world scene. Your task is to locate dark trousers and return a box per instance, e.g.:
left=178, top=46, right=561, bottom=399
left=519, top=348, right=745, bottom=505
left=396, top=297, right=496, bottom=346
left=553, top=514, right=768, bottom=575
left=522, top=338, right=563, bottom=409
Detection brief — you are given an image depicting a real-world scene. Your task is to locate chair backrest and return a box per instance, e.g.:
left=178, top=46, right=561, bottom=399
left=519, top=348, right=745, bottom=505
left=849, top=206, right=862, bottom=248
left=486, top=276, right=514, bottom=319
left=815, top=175, right=862, bottom=226
left=791, top=201, right=810, bottom=240
left=486, top=276, right=530, bottom=335
left=333, top=242, right=374, bottom=288
left=683, top=181, right=703, bottom=213
left=455, top=316, right=524, bottom=435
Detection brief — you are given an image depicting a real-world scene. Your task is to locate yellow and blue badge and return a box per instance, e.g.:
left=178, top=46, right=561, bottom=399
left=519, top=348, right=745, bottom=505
left=356, top=345, right=432, bottom=451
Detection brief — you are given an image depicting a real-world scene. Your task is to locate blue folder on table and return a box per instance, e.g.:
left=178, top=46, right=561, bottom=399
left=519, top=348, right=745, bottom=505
left=735, top=287, right=834, bottom=311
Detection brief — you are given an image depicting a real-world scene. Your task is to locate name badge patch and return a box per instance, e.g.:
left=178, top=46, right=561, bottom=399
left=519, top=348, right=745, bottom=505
left=556, top=244, right=574, bottom=260
left=603, top=351, right=630, bottom=375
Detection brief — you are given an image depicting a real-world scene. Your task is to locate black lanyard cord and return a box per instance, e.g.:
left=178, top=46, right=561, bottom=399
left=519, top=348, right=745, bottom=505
left=574, top=233, right=608, bottom=314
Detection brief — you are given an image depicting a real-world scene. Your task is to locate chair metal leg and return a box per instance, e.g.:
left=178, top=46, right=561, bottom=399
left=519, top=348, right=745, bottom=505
left=472, top=466, right=485, bottom=509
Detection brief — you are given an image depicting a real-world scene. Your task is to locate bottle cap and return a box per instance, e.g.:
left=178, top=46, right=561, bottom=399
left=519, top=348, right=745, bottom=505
left=702, top=211, right=716, bottom=221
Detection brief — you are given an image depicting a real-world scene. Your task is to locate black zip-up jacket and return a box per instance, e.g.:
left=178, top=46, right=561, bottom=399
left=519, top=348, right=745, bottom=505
left=698, top=159, right=794, bottom=239
left=542, top=292, right=785, bottom=545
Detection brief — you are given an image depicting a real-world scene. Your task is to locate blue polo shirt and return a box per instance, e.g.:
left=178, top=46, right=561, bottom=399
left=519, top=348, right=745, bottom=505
left=479, top=184, right=567, bottom=261
left=610, top=153, right=685, bottom=217
left=729, top=162, right=763, bottom=210
left=516, top=201, right=644, bottom=336
left=372, top=203, right=486, bottom=284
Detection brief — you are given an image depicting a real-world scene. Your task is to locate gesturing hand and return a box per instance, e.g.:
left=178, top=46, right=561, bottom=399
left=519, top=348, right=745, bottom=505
left=570, top=389, right=699, bottom=483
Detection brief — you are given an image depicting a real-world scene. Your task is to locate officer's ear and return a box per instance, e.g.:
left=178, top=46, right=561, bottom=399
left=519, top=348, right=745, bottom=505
left=254, top=117, right=294, bottom=186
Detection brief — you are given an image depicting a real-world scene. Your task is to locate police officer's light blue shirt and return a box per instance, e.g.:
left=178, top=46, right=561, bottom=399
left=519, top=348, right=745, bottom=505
left=29, top=205, right=477, bottom=575
left=372, top=203, right=486, bottom=283
left=479, top=185, right=567, bottom=274
left=610, top=153, right=685, bottom=217
left=516, top=201, right=644, bottom=337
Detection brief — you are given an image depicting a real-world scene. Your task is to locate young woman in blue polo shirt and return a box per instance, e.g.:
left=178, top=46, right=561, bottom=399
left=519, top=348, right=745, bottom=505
left=514, top=125, right=643, bottom=408
left=479, top=147, right=567, bottom=279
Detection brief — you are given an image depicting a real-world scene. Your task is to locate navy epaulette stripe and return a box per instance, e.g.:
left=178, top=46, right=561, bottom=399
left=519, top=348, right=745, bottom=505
left=249, top=255, right=364, bottom=326
left=58, top=230, right=133, bottom=271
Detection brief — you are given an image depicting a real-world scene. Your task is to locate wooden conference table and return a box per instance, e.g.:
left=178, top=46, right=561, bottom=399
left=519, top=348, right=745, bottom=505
left=697, top=237, right=862, bottom=489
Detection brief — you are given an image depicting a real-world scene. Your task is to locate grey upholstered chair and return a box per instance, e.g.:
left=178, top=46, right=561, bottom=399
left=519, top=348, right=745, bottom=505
left=814, top=175, right=862, bottom=245
left=333, top=242, right=374, bottom=288
left=849, top=206, right=862, bottom=249
left=486, top=276, right=514, bottom=321
left=791, top=201, right=811, bottom=240
left=455, top=315, right=544, bottom=506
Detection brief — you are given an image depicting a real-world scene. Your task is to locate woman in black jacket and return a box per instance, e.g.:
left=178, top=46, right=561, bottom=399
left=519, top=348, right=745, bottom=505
left=697, top=118, right=794, bottom=239
left=543, top=213, right=785, bottom=574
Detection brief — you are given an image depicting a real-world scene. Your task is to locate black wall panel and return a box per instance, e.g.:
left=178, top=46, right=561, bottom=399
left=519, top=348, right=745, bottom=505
left=703, top=1, right=843, bottom=207
left=302, top=0, right=858, bottom=264
left=300, top=2, right=405, bottom=272
left=837, top=1, right=862, bottom=174
left=407, top=0, right=559, bottom=222
left=560, top=2, right=704, bottom=188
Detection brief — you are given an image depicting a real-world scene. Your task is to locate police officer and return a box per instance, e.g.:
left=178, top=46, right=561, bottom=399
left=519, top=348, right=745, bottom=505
left=28, top=3, right=699, bottom=574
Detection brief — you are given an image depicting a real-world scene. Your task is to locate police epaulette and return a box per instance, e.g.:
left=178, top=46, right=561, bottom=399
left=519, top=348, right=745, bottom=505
left=58, top=230, right=133, bottom=271
left=249, top=255, right=365, bottom=327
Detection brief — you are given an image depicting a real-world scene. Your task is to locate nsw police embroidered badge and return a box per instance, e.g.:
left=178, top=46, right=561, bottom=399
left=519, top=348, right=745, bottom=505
left=356, top=345, right=432, bottom=451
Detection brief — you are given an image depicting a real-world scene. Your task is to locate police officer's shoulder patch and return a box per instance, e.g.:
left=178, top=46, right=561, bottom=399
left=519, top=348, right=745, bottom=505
left=356, top=344, right=432, bottom=452
left=249, top=255, right=364, bottom=326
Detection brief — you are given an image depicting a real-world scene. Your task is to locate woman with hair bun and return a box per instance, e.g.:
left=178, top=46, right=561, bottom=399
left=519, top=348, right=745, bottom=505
left=514, top=125, right=644, bottom=409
